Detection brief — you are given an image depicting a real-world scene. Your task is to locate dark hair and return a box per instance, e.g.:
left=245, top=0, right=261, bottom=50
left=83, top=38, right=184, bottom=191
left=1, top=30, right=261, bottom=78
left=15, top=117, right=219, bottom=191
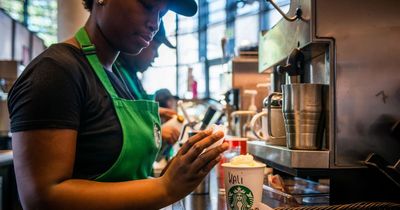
left=83, top=0, right=94, bottom=11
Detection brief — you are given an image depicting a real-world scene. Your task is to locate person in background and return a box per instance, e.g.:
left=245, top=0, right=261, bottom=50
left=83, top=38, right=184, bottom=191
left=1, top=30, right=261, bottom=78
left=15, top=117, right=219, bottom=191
left=8, top=0, right=228, bottom=209
left=115, top=21, right=180, bottom=145
left=155, top=88, right=180, bottom=112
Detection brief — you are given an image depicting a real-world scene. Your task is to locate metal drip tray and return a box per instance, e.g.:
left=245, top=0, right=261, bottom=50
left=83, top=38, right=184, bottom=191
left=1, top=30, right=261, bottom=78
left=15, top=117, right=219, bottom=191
left=247, top=141, right=329, bottom=169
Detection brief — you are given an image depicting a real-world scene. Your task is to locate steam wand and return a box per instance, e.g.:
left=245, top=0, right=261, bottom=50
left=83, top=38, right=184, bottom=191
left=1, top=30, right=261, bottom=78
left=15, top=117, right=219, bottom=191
left=265, top=0, right=304, bottom=22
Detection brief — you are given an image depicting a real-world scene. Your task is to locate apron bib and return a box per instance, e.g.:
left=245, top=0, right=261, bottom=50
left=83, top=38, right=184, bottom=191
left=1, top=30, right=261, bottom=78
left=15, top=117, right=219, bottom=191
left=75, top=28, right=161, bottom=182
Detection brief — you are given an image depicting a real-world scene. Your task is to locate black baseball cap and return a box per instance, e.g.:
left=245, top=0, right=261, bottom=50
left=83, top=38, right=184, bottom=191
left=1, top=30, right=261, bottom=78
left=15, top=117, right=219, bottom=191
left=155, top=88, right=180, bottom=102
left=154, top=21, right=175, bottom=49
left=168, top=0, right=198, bottom=17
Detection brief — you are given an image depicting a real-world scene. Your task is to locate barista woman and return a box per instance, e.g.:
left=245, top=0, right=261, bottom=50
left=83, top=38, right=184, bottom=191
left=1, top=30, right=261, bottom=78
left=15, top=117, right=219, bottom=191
left=8, top=0, right=228, bottom=209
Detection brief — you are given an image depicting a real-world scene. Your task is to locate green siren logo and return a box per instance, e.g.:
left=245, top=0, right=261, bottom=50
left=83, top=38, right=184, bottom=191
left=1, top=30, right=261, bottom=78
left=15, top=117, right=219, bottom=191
left=228, top=185, right=254, bottom=210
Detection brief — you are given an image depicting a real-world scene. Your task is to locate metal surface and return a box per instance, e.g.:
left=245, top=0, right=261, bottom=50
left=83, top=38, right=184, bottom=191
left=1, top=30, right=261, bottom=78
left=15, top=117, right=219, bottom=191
left=259, top=0, right=312, bottom=73
left=192, top=174, right=210, bottom=195
left=257, top=0, right=400, bottom=169
left=266, top=93, right=286, bottom=145
left=248, top=141, right=329, bottom=169
left=282, top=84, right=328, bottom=150
left=0, top=150, right=12, bottom=167
left=314, top=0, right=400, bottom=167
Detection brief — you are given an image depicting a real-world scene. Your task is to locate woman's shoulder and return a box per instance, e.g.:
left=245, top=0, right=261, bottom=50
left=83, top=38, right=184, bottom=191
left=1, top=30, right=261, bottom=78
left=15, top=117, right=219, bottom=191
left=30, top=43, right=86, bottom=69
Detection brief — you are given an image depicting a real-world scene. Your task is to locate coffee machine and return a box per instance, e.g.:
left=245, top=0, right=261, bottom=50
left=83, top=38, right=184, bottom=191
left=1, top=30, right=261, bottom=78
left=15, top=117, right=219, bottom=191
left=249, top=0, right=400, bottom=204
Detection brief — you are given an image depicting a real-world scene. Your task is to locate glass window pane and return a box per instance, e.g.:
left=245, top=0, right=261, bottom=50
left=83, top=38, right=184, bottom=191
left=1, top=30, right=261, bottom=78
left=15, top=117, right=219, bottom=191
left=209, top=64, right=229, bottom=99
left=177, top=0, right=198, bottom=34
left=237, top=1, right=259, bottom=16
left=28, top=0, right=58, bottom=46
left=177, top=33, right=199, bottom=64
left=207, top=23, right=225, bottom=60
left=156, top=12, right=177, bottom=67
left=177, top=63, right=205, bottom=99
left=235, top=14, right=259, bottom=47
left=142, top=66, right=177, bottom=95
left=0, top=0, right=24, bottom=22
left=209, top=0, right=225, bottom=23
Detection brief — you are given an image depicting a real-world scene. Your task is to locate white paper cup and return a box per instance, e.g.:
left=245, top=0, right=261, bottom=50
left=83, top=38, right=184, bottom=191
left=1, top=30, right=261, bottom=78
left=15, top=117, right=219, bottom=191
left=222, top=162, right=266, bottom=210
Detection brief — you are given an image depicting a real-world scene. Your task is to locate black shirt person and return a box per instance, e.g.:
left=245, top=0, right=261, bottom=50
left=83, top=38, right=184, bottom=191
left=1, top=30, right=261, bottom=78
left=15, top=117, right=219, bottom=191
left=8, top=0, right=228, bottom=209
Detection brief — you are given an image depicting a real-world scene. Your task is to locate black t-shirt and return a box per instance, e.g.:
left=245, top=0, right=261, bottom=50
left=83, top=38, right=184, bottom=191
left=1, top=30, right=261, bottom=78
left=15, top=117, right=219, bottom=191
left=8, top=43, right=137, bottom=180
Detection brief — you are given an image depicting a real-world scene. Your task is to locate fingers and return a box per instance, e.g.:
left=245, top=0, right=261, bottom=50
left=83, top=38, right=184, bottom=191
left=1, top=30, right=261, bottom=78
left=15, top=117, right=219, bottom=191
left=184, top=132, right=225, bottom=163
left=199, top=155, right=222, bottom=175
left=190, top=142, right=228, bottom=172
left=171, top=129, right=180, bottom=144
left=179, top=129, right=213, bottom=155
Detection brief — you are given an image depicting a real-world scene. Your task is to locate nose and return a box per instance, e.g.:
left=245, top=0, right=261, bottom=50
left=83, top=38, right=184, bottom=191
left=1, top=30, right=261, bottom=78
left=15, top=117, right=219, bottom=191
left=146, top=13, right=160, bottom=34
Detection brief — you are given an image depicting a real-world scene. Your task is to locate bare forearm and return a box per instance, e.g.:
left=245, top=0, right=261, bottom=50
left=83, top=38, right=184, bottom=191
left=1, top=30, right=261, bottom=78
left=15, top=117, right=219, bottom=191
left=31, top=177, right=175, bottom=210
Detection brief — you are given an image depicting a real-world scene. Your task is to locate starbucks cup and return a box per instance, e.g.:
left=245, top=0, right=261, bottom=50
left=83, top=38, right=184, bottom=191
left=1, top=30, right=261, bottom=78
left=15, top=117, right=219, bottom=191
left=222, top=162, right=266, bottom=210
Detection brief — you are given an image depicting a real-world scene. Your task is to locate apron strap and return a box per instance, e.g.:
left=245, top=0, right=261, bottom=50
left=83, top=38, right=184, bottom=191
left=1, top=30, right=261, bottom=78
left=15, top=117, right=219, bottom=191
left=75, top=27, right=119, bottom=98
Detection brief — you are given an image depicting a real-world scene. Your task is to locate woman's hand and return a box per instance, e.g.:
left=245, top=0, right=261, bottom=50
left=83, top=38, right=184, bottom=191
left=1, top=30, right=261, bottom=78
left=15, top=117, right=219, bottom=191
left=161, top=125, right=180, bottom=145
left=160, top=129, right=229, bottom=202
left=159, top=107, right=177, bottom=121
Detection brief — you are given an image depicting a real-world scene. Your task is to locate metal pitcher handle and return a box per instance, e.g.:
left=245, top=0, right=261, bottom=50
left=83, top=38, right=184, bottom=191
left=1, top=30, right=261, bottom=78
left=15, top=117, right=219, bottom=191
left=267, top=92, right=285, bottom=139
left=250, top=112, right=268, bottom=140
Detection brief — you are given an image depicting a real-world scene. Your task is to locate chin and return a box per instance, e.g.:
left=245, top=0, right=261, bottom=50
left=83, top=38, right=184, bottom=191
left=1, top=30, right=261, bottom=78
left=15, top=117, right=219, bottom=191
left=120, top=47, right=142, bottom=56
left=119, top=42, right=146, bottom=55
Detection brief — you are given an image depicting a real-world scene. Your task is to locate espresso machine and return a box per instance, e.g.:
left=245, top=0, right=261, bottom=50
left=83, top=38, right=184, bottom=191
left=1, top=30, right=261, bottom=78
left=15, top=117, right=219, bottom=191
left=248, top=0, right=400, bottom=204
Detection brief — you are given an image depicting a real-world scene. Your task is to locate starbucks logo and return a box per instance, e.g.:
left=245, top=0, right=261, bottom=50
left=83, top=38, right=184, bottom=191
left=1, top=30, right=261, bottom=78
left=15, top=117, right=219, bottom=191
left=228, top=185, right=254, bottom=210
left=153, top=124, right=161, bottom=149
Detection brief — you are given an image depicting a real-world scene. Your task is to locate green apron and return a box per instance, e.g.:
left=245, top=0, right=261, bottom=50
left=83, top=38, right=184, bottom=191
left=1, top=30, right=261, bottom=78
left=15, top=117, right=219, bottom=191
left=75, top=28, right=161, bottom=182
left=114, top=61, right=154, bottom=100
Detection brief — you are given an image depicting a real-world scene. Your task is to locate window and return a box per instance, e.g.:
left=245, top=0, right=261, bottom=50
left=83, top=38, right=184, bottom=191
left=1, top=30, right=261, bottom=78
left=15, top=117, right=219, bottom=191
left=207, top=24, right=226, bottom=60
left=27, top=0, right=57, bottom=45
left=0, top=0, right=24, bottom=22
left=177, top=63, right=205, bottom=98
left=0, top=0, right=57, bottom=46
left=207, top=0, right=226, bottom=60
left=235, top=1, right=260, bottom=47
left=177, top=33, right=199, bottom=65
left=142, top=12, right=177, bottom=95
left=209, top=64, right=229, bottom=99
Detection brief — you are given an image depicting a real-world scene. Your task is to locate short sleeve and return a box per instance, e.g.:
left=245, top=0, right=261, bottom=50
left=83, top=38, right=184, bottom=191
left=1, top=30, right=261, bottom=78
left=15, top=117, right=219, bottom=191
left=8, top=57, right=85, bottom=132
